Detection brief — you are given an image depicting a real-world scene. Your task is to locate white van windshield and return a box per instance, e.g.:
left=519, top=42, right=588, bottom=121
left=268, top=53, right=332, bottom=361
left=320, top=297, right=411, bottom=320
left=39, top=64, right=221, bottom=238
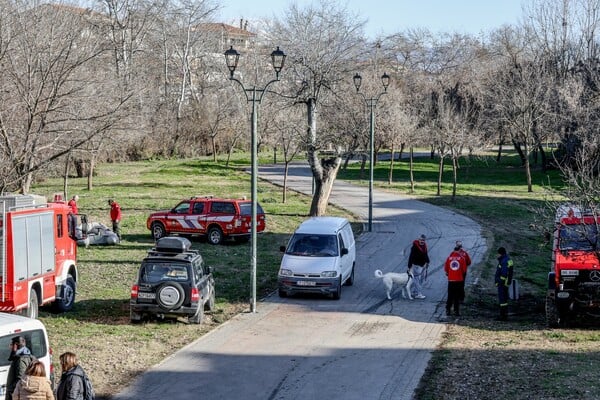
left=286, top=234, right=338, bottom=257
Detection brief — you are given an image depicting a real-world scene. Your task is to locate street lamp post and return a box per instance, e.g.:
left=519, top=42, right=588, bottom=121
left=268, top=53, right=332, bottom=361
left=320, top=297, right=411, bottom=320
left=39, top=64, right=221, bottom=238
left=353, top=72, right=390, bottom=232
left=225, top=46, right=286, bottom=313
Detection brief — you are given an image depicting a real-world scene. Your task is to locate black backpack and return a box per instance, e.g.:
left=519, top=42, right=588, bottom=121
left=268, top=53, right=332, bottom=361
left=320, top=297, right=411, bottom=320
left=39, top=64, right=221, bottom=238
left=78, top=371, right=95, bottom=400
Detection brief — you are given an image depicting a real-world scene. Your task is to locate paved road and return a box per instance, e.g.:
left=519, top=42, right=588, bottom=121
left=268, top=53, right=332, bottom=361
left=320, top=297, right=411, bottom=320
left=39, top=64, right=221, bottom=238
left=115, top=162, right=487, bottom=400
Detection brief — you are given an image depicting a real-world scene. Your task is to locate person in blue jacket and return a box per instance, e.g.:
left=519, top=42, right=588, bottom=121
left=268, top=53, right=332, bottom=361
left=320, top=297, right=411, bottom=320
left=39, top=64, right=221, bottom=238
left=495, top=247, right=514, bottom=321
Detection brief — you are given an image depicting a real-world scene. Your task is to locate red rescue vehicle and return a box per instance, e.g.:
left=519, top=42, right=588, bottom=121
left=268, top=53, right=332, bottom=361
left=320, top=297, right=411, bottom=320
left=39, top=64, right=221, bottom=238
left=0, top=194, right=78, bottom=319
left=546, top=204, right=600, bottom=327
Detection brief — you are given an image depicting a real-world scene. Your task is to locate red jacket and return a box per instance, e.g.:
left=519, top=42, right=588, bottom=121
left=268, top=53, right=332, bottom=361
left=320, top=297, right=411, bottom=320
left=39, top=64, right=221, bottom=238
left=67, top=199, right=78, bottom=214
left=110, top=201, right=122, bottom=222
left=444, top=250, right=468, bottom=281
left=458, top=248, right=472, bottom=267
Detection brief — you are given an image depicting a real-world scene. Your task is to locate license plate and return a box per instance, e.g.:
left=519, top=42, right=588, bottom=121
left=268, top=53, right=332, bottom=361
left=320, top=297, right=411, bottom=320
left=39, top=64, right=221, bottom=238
left=297, top=281, right=316, bottom=286
left=138, top=292, right=156, bottom=299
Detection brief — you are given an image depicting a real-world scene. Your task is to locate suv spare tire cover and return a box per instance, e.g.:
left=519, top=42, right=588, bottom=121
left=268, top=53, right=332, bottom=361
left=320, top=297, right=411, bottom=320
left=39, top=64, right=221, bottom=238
left=157, top=282, right=185, bottom=310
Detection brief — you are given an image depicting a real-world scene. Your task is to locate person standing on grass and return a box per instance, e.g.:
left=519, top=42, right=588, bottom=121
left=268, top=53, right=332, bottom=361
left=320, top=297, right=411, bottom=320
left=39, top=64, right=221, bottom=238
left=407, top=234, right=429, bottom=299
left=455, top=240, right=471, bottom=302
left=444, top=244, right=468, bottom=317
left=12, top=360, right=54, bottom=400
left=108, top=199, right=122, bottom=242
left=495, top=247, right=514, bottom=321
left=68, top=195, right=79, bottom=238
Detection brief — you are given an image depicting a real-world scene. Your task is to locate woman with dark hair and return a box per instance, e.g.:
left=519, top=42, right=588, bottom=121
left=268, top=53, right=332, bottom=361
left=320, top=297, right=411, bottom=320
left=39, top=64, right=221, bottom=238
left=12, top=360, right=54, bottom=400
left=56, top=352, right=93, bottom=400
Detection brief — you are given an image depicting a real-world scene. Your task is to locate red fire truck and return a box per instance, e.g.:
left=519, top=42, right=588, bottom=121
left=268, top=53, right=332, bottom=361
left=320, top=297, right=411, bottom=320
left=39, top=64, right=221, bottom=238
left=0, top=194, right=78, bottom=319
left=546, top=205, right=600, bottom=327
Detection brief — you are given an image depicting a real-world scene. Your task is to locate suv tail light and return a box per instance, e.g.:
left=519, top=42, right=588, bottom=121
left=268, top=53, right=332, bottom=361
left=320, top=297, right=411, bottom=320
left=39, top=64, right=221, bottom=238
left=131, top=285, right=139, bottom=299
left=191, top=287, right=200, bottom=302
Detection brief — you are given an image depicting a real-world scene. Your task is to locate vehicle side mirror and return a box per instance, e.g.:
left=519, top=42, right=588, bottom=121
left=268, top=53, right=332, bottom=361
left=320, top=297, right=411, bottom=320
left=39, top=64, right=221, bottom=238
left=280, top=245, right=286, bottom=252
left=341, top=248, right=348, bottom=256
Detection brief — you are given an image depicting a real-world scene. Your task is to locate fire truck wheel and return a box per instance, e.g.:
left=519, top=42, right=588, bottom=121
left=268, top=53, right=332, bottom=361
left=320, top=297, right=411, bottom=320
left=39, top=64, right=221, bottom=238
left=25, top=289, right=39, bottom=319
left=207, top=226, right=223, bottom=245
left=157, top=282, right=185, bottom=310
left=54, top=275, right=76, bottom=313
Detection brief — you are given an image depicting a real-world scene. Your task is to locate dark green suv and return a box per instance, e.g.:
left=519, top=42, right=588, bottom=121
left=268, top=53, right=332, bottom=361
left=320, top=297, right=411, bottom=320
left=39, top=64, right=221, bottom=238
left=130, top=237, right=215, bottom=324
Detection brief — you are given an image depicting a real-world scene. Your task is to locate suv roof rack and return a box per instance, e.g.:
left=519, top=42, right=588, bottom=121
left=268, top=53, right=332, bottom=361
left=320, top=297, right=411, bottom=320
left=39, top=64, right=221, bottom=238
left=191, top=195, right=214, bottom=200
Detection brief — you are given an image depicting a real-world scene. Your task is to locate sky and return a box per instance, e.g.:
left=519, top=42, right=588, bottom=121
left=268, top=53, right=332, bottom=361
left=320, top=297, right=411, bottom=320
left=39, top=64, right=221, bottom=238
left=217, top=0, right=526, bottom=39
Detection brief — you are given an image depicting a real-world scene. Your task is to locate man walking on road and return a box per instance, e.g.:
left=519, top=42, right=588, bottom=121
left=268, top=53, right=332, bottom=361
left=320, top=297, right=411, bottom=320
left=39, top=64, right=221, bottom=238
left=408, top=234, right=429, bottom=299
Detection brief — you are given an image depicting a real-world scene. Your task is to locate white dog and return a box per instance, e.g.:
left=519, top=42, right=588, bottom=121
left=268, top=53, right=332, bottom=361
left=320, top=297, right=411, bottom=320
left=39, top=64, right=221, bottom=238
left=374, top=269, right=414, bottom=300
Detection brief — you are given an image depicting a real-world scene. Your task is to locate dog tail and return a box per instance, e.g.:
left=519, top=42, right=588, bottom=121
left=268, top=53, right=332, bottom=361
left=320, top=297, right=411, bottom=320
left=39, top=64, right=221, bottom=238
left=374, top=269, right=383, bottom=278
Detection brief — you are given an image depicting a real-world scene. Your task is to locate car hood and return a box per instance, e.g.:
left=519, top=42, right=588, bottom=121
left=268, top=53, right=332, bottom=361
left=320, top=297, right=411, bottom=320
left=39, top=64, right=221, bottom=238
left=281, top=254, right=338, bottom=273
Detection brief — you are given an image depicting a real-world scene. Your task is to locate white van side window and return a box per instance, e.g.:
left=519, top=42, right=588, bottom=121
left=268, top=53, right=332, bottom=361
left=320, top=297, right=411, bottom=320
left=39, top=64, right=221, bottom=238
left=0, top=329, right=48, bottom=367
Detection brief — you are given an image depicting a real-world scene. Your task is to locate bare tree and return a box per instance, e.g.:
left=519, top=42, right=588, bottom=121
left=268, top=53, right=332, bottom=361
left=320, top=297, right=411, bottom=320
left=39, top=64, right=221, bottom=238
left=268, top=1, right=366, bottom=216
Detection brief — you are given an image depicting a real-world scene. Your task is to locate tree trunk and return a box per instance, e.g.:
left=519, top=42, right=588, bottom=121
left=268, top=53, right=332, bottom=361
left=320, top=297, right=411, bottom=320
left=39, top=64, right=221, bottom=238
left=409, top=147, right=415, bottom=193
left=512, top=139, right=526, bottom=166
left=63, top=152, right=72, bottom=199
left=496, top=142, right=503, bottom=163
left=359, top=153, right=366, bottom=179
left=451, top=156, right=458, bottom=201
left=437, top=156, right=444, bottom=196
left=524, top=150, right=533, bottom=193
left=388, top=143, right=395, bottom=184
left=305, top=98, right=341, bottom=216
left=283, top=161, right=289, bottom=203
left=211, top=136, right=217, bottom=162
left=87, top=154, right=95, bottom=191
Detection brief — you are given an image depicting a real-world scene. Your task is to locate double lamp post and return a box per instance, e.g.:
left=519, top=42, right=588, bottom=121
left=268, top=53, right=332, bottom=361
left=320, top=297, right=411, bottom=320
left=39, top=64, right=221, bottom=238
left=353, top=72, right=390, bottom=232
left=224, top=45, right=286, bottom=313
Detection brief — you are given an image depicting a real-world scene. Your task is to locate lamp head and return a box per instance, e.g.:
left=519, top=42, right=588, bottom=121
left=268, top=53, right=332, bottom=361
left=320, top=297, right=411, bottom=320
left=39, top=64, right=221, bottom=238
left=381, top=72, right=390, bottom=92
left=353, top=73, right=362, bottom=92
left=270, top=47, right=286, bottom=78
left=224, top=46, right=240, bottom=78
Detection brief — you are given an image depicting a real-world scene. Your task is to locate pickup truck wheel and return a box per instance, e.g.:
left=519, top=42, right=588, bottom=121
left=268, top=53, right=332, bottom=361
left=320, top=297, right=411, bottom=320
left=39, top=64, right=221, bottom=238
left=25, top=289, right=39, bottom=319
left=54, top=275, right=76, bottom=313
left=207, top=226, right=223, bottom=245
left=545, top=295, right=560, bottom=328
left=152, top=222, right=167, bottom=240
left=189, top=307, right=204, bottom=324
left=157, top=282, right=185, bottom=310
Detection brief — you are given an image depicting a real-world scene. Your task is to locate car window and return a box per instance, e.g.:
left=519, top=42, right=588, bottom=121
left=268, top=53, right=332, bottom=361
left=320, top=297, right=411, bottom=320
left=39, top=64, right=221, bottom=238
left=141, top=262, right=190, bottom=283
left=287, top=234, right=338, bottom=257
left=173, top=202, right=191, bottom=214
left=0, top=330, right=48, bottom=366
left=239, top=202, right=264, bottom=215
left=211, top=202, right=236, bottom=214
left=338, top=233, right=345, bottom=249
left=192, top=202, right=204, bottom=214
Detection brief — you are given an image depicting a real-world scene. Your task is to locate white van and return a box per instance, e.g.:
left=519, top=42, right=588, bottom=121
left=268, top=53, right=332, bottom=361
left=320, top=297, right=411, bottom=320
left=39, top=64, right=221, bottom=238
left=278, top=217, right=356, bottom=299
left=0, top=313, right=52, bottom=400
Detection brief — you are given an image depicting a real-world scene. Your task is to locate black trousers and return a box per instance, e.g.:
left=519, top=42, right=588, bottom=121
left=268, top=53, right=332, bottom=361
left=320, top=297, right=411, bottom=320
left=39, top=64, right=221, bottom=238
left=446, top=281, right=463, bottom=314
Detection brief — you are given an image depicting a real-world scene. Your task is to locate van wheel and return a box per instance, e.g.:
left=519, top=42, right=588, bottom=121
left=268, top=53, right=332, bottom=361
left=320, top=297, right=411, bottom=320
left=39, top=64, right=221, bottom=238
left=345, top=265, right=355, bottom=286
left=54, top=275, right=76, bottom=313
left=25, top=289, right=39, bottom=319
left=332, top=277, right=342, bottom=300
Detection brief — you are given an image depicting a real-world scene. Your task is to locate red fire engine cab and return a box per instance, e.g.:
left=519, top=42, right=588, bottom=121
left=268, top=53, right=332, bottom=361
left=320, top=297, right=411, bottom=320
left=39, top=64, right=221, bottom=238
left=546, top=204, right=600, bottom=327
left=0, top=194, right=78, bottom=319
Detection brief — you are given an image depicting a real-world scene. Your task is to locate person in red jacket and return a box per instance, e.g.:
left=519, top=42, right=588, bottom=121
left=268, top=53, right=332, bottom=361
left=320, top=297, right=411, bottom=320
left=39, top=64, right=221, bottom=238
left=444, top=243, right=469, bottom=317
left=455, top=240, right=471, bottom=302
left=108, top=199, right=122, bottom=242
left=67, top=195, right=79, bottom=238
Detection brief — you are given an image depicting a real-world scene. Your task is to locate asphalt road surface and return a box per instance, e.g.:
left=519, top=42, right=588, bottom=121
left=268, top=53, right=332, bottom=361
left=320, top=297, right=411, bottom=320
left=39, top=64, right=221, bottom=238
left=115, top=162, right=487, bottom=400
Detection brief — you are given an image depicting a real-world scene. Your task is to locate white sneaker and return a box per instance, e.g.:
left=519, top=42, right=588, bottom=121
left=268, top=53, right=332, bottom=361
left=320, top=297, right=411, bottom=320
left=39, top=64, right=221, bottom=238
left=415, top=294, right=426, bottom=299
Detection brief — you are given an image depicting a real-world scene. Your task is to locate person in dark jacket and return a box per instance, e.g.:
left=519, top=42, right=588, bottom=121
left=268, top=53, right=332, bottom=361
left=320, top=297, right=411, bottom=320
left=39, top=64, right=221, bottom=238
left=56, top=352, right=88, bottom=400
left=407, top=234, right=430, bottom=299
left=6, top=336, right=36, bottom=400
left=495, top=247, right=514, bottom=321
